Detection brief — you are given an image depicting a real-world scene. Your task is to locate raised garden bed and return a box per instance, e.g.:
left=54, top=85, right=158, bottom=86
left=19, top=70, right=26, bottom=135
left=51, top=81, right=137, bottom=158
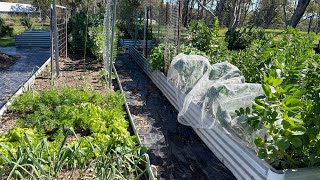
left=0, top=56, right=154, bottom=179
left=128, top=45, right=320, bottom=180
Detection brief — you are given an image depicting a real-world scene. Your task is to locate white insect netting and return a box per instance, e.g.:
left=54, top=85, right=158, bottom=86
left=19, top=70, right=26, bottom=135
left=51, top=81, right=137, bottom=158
left=167, top=54, right=264, bottom=148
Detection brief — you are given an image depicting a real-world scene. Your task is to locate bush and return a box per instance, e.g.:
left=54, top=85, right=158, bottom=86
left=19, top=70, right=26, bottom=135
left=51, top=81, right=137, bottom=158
left=0, top=17, right=13, bottom=38
left=186, top=19, right=229, bottom=64
left=20, top=16, right=33, bottom=30
left=225, top=27, right=266, bottom=50
left=234, top=27, right=320, bottom=169
left=148, top=43, right=208, bottom=72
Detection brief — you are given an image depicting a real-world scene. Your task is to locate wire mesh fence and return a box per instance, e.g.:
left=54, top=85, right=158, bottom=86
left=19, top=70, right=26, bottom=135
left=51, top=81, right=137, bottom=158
left=50, top=3, right=68, bottom=79
left=51, top=5, right=67, bottom=59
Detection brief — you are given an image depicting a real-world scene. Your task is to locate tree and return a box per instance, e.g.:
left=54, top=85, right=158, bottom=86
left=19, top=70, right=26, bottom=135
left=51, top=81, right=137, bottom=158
left=229, top=0, right=243, bottom=32
left=305, top=0, right=318, bottom=33
left=287, top=0, right=311, bottom=27
left=32, top=0, right=51, bottom=21
left=217, top=0, right=225, bottom=26
left=251, top=0, right=283, bottom=28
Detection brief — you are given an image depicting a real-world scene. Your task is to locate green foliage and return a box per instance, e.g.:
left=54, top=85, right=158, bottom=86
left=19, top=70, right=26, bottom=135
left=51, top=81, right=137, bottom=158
left=148, top=43, right=207, bottom=72
left=186, top=20, right=229, bottom=64
left=69, top=11, right=104, bottom=53
left=117, top=0, right=143, bottom=38
left=225, top=27, right=267, bottom=50
left=0, top=130, right=148, bottom=179
left=69, top=11, right=118, bottom=63
left=235, top=28, right=320, bottom=169
left=20, top=16, right=33, bottom=30
left=88, top=25, right=104, bottom=62
left=0, top=17, right=13, bottom=38
left=187, top=20, right=217, bottom=52
left=1, top=88, right=148, bottom=178
left=230, top=27, right=315, bottom=83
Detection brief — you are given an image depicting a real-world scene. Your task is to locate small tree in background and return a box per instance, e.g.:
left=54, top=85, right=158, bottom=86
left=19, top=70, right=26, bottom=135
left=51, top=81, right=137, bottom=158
left=20, top=16, right=33, bottom=30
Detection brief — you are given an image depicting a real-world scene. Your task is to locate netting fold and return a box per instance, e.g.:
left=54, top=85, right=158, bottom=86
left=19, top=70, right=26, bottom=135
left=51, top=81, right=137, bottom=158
left=167, top=54, right=264, bottom=148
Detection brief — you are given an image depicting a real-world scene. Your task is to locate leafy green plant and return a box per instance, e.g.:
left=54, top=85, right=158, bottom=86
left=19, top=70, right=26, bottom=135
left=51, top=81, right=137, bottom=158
left=148, top=43, right=208, bottom=72
left=225, top=27, right=266, bottom=50
left=186, top=19, right=228, bottom=64
left=234, top=28, right=320, bottom=169
left=237, top=72, right=320, bottom=169
left=1, top=88, right=149, bottom=178
left=20, top=16, right=33, bottom=30
left=0, top=129, right=148, bottom=179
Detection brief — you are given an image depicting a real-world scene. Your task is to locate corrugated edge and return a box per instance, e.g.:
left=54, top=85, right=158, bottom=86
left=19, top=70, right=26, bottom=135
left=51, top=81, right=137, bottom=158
left=113, top=64, right=155, bottom=180
left=0, top=57, right=51, bottom=117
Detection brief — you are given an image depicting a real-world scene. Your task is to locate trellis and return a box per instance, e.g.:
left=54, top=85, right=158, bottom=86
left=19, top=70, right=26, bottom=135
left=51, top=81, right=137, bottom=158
left=50, top=1, right=68, bottom=79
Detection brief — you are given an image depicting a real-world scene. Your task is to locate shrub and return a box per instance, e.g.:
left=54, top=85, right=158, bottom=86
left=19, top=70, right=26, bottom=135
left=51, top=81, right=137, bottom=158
left=235, top=28, right=320, bottom=169
left=20, top=16, right=33, bottom=30
left=0, top=17, right=13, bottom=38
left=225, top=27, right=266, bottom=50
left=186, top=18, right=229, bottom=64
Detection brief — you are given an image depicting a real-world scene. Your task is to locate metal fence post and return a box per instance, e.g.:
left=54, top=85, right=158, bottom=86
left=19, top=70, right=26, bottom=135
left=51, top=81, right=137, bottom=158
left=52, top=0, right=60, bottom=77
left=50, top=7, right=53, bottom=84
left=65, top=7, right=67, bottom=58
left=143, top=7, right=147, bottom=57
left=109, top=0, right=117, bottom=88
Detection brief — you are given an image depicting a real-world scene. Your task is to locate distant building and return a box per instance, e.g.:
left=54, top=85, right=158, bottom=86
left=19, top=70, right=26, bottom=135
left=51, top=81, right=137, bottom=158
left=0, top=2, right=36, bottom=17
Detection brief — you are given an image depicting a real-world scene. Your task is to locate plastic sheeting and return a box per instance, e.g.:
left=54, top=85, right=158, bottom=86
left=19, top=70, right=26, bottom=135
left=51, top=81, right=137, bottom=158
left=167, top=54, right=264, bottom=148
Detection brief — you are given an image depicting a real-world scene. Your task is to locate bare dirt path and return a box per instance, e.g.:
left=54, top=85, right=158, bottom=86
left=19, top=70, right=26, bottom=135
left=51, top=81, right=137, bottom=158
left=114, top=53, right=236, bottom=180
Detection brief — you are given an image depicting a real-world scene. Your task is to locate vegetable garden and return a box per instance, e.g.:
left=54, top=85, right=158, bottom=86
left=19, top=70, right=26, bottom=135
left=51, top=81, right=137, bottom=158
left=1, top=0, right=320, bottom=179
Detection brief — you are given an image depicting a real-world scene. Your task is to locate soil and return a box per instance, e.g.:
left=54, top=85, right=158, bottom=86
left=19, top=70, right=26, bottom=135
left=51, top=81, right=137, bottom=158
left=0, top=53, right=16, bottom=69
left=34, top=56, right=107, bottom=92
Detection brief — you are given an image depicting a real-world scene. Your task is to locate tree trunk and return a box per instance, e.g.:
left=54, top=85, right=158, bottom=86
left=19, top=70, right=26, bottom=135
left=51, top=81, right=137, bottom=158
left=71, top=4, right=77, bottom=17
left=201, top=0, right=206, bottom=21
left=263, top=0, right=277, bottom=28
left=217, top=0, right=225, bottom=26
left=229, top=0, right=243, bottom=32
left=183, top=0, right=190, bottom=27
left=188, top=0, right=195, bottom=24
left=240, top=0, right=251, bottom=26
left=308, top=15, right=314, bottom=33
left=282, top=0, right=288, bottom=25
left=197, top=0, right=201, bottom=19
left=287, top=0, right=311, bottom=28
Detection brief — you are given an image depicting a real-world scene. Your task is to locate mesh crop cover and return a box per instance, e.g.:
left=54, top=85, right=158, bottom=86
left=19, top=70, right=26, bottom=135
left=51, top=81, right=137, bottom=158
left=167, top=54, right=264, bottom=148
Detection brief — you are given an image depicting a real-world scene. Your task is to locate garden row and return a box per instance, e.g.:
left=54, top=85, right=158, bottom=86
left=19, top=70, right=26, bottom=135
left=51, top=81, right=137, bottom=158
left=143, top=19, right=320, bottom=179
left=0, top=78, right=152, bottom=179
left=0, top=10, right=152, bottom=179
